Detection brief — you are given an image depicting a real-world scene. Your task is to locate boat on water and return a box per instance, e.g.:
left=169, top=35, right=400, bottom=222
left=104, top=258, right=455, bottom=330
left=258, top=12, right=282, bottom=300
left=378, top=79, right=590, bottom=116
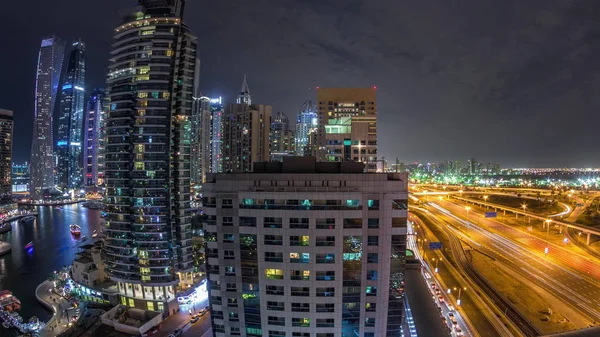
left=54, top=206, right=62, bottom=210
left=18, top=216, right=35, bottom=224
left=0, top=291, right=21, bottom=312
left=82, top=201, right=103, bottom=209
left=70, top=224, right=81, bottom=236
left=24, top=242, right=33, bottom=250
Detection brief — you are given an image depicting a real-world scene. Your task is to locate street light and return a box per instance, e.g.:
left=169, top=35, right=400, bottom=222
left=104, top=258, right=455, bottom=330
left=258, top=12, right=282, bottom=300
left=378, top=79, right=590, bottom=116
left=544, top=219, right=551, bottom=256
left=483, top=195, right=488, bottom=209
left=432, top=257, right=442, bottom=273
left=465, top=206, right=471, bottom=218
left=454, top=287, right=467, bottom=306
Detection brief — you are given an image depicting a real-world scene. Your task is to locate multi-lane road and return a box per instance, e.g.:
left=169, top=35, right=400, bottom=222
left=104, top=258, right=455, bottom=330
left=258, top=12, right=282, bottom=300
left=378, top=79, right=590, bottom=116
left=425, top=199, right=600, bottom=327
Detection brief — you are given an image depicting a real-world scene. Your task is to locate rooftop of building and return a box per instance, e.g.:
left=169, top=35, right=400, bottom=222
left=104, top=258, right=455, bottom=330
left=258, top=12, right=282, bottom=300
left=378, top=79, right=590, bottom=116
left=253, top=156, right=365, bottom=174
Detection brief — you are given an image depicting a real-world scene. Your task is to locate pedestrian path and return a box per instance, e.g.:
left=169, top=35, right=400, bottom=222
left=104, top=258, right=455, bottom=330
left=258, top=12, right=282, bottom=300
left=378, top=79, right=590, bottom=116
left=36, top=280, right=78, bottom=337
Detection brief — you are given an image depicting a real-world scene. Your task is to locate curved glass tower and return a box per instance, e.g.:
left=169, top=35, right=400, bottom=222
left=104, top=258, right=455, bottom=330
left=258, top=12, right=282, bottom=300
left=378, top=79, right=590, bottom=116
left=56, top=40, right=86, bottom=189
left=104, top=0, right=197, bottom=313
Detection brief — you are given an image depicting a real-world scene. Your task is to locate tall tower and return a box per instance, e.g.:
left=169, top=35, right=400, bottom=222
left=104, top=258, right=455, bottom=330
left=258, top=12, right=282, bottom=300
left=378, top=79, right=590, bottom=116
left=83, top=89, right=106, bottom=187
left=30, top=36, right=65, bottom=200
left=295, top=100, right=318, bottom=156
left=236, top=74, right=251, bottom=105
left=316, top=88, right=378, bottom=172
left=56, top=40, right=86, bottom=189
left=104, top=0, right=197, bottom=314
left=0, top=110, right=13, bottom=198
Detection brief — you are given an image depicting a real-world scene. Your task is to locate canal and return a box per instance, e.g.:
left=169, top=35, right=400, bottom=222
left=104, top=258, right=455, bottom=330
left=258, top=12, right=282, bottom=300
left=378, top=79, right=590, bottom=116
left=0, top=203, right=102, bottom=335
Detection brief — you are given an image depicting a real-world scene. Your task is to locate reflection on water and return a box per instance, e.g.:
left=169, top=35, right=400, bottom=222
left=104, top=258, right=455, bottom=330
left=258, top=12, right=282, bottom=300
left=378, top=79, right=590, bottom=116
left=0, top=203, right=103, bottom=329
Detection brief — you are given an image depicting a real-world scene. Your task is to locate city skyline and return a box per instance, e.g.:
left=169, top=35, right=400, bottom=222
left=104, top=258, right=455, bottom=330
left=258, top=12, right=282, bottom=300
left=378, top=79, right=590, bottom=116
left=3, top=1, right=600, bottom=167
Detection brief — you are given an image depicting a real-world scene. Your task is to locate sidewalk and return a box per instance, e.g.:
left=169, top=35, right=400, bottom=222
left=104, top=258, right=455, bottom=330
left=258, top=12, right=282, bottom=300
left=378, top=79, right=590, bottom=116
left=36, top=280, right=79, bottom=337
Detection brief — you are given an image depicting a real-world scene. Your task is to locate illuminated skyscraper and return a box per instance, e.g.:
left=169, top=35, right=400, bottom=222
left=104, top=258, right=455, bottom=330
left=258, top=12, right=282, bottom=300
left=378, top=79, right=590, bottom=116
left=56, top=39, right=86, bottom=189
left=104, top=0, right=197, bottom=314
left=83, top=89, right=106, bottom=187
left=210, top=97, right=224, bottom=173
left=0, top=110, right=13, bottom=197
left=295, top=100, right=318, bottom=156
left=30, top=35, right=65, bottom=199
left=316, top=88, right=378, bottom=172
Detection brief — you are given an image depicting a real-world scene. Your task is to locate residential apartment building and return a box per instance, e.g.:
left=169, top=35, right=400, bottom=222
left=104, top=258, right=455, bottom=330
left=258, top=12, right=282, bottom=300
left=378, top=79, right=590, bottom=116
left=316, top=88, right=378, bottom=172
left=222, top=103, right=271, bottom=173
left=202, top=157, right=408, bottom=337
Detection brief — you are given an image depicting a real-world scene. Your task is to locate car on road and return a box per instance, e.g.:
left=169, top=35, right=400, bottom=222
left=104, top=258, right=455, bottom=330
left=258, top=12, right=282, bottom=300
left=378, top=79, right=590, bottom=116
left=448, top=313, right=457, bottom=325
left=454, top=326, right=463, bottom=336
left=173, top=329, right=183, bottom=336
left=199, top=307, right=209, bottom=316
left=438, top=295, right=444, bottom=303
left=190, top=315, right=199, bottom=324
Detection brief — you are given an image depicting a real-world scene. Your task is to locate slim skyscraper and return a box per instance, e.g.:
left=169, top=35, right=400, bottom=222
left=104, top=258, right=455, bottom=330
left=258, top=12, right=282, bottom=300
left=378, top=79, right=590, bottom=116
left=0, top=110, right=14, bottom=198
left=83, top=89, right=106, bottom=187
left=104, top=0, right=197, bottom=314
left=30, top=36, right=65, bottom=199
left=56, top=39, right=86, bottom=189
left=210, top=97, right=223, bottom=173
left=295, top=100, right=318, bottom=156
left=317, top=88, right=378, bottom=172
left=191, top=95, right=211, bottom=185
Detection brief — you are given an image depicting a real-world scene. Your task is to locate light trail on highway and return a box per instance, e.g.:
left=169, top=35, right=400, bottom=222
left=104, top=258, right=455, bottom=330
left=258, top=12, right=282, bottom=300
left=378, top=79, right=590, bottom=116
left=426, top=201, right=600, bottom=325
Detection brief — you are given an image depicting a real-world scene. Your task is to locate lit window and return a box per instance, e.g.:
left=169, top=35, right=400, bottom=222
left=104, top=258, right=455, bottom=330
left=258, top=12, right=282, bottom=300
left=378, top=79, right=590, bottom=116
left=138, top=92, right=148, bottom=98
left=162, top=92, right=170, bottom=99
left=265, top=269, right=283, bottom=280
left=166, top=50, right=174, bottom=57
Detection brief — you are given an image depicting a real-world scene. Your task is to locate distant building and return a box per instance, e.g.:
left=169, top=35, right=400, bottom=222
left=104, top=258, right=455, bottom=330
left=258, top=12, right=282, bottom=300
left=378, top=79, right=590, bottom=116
left=210, top=97, right=224, bottom=173
left=270, top=112, right=295, bottom=161
left=202, top=157, right=408, bottom=337
left=0, top=110, right=13, bottom=197
left=295, top=100, right=318, bottom=156
left=11, top=163, right=29, bottom=193
left=316, top=88, right=378, bottom=172
left=222, top=103, right=271, bottom=172
left=83, top=89, right=106, bottom=187
left=468, top=158, right=478, bottom=175
left=30, top=35, right=65, bottom=199
left=56, top=39, right=86, bottom=190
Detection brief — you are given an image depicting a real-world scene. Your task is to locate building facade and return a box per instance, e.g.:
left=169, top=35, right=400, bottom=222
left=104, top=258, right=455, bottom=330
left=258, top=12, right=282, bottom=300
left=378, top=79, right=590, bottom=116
left=0, top=110, right=13, bottom=197
left=56, top=40, right=87, bottom=190
left=295, top=100, right=318, bottom=156
left=11, top=163, right=30, bottom=193
left=222, top=103, right=271, bottom=173
left=316, top=88, right=378, bottom=172
left=270, top=112, right=295, bottom=162
left=202, top=157, right=408, bottom=337
left=104, top=0, right=196, bottom=315
left=237, top=75, right=251, bottom=105
left=210, top=97, right=224, bottom=173
left=30, top=36, right=65, bottom=199
left=83, top=89, right=106, bottom=187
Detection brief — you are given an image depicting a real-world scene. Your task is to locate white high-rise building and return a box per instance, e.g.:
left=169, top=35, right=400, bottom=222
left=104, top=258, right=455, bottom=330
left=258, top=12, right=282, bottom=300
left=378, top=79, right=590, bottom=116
left=202, top=157, right=408, bottom=337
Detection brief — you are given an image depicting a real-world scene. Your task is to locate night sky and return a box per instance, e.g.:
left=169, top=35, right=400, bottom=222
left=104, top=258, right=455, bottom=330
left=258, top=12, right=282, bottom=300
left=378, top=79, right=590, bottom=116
left=2, top=0, right=600, bottom=167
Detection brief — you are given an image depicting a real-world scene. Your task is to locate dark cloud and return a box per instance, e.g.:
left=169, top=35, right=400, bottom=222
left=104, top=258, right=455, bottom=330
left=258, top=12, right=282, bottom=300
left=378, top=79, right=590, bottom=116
left=1, top=0, right=600, bottom=167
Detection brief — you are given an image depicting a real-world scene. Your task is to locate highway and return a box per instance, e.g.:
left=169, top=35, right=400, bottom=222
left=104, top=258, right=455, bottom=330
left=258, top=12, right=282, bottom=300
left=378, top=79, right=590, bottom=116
left=409, top=212, right=511, bottom=337
left=425, top=199, right=600, bottom=327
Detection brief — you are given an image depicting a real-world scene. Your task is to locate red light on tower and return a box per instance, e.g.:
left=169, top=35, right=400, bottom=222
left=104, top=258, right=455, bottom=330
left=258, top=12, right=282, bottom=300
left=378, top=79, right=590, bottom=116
left=316, top=86, right=320, bottom=90
left=373, top=86, right=377, bottom=90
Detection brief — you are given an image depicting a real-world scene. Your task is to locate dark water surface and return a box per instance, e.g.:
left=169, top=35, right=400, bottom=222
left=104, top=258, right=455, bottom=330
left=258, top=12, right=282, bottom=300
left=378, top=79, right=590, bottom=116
left=0, top=203, right=102, bottom=335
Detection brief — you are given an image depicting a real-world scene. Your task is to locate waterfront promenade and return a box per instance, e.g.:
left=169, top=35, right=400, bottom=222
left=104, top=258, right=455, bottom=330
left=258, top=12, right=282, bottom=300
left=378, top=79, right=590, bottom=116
left=36, top=280, right=79, bottom=337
